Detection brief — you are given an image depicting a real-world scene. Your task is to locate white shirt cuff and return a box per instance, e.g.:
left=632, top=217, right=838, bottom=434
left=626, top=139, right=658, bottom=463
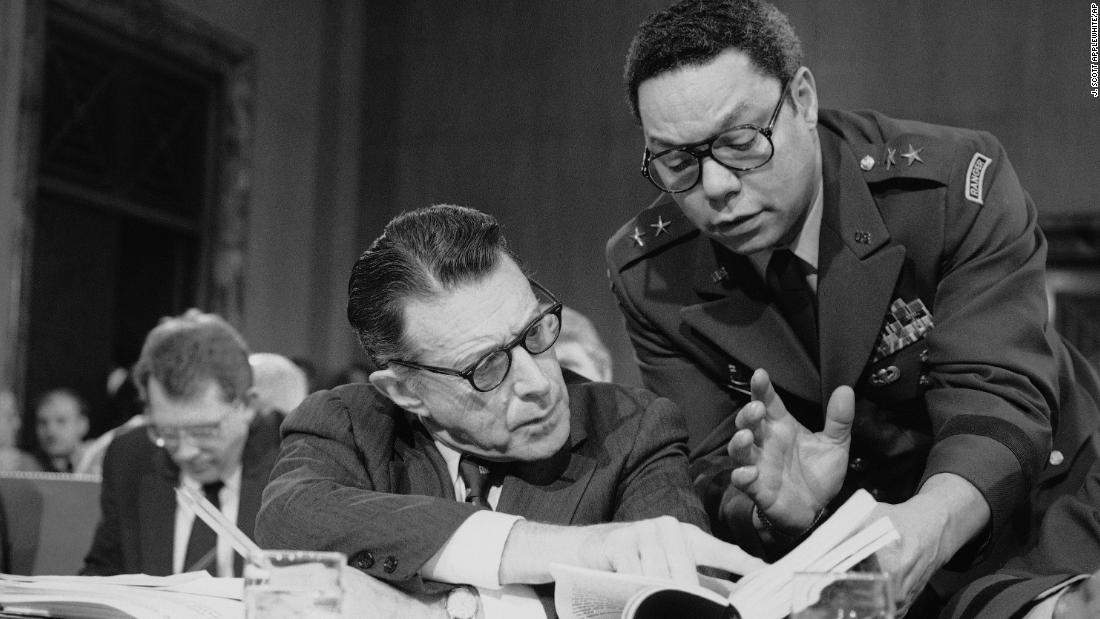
left=479, top=584, right=548, bottom=619
left=1024, top=575, right=1090, bottom=619
left=421, top=511, right=523, bottom=589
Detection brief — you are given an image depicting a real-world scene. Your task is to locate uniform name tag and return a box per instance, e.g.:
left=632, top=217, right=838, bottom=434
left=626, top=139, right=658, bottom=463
left=965, top=153, right=992, bottom=204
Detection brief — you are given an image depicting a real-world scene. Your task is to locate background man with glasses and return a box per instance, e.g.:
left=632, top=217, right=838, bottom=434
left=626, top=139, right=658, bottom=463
left=606, top=0, right=1100, bottom=614
left=82, top=309, right=283, bottom=577
left=256, top=204, right=764, bottom=618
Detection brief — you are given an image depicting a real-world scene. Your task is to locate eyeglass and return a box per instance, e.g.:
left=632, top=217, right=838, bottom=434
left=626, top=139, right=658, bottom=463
left=641, top=79, right=790, bottom=194
left=386, top=280, right=564, bottom=392
left=146, top=403, right=241, bottom=450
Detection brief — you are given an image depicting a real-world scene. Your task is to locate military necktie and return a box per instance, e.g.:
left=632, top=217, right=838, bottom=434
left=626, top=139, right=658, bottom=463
left=182, top=480, right=224, bottom=573
left=766, top=249, right=819, bottom=362
left=458, top=455, right=496, bottom=509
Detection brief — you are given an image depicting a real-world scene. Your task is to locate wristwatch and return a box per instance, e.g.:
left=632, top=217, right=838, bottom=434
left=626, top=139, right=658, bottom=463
left=444, top=585, right=480, bottom=619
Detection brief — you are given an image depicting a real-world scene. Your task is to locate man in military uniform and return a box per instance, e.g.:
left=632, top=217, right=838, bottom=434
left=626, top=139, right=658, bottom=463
left=606, top=0, right=1100, bottom=611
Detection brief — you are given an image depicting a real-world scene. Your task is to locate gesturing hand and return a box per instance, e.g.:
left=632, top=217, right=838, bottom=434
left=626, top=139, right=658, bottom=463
left=726, top=369, right=854, bottom=533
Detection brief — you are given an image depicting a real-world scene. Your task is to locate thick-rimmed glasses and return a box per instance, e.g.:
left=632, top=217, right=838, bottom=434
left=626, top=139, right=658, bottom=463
left=641, top=79, right=790, bottom=193
left=386, top=280, right=563, bottom=392
left=146, top=403, right=241, bottom=451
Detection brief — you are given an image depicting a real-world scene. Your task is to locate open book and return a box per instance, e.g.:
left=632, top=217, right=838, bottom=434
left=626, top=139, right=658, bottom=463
left=0, top=572, right=243, bottom=619
left=552, top=489, right=898, bottom=619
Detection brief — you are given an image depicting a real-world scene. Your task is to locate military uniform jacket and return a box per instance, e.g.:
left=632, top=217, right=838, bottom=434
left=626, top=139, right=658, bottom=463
left=254, top=380, right=708, bottom=596
left=607, top=109, right=1100, bottom=579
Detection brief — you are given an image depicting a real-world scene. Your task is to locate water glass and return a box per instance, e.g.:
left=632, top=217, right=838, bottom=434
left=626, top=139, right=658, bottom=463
left=791, top=571, right=895, bottom=619
left=244, top=549, right=346, bottom=618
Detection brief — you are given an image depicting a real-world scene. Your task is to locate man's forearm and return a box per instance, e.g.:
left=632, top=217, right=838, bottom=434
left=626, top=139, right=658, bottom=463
left=913, top=472, right=991, bottom=557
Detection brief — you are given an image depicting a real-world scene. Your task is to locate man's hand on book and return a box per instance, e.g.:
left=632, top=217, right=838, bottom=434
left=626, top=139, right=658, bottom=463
left=725, top=369, right=854, bottom=535
left=499, top=517, right=767, bottom=587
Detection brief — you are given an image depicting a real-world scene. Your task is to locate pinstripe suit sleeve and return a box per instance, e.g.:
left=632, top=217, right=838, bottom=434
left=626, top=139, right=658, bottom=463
left=255, top=385, right=479, bottom=594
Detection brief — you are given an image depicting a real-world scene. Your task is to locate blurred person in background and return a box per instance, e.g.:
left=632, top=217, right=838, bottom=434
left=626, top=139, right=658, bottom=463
left=33, top=388, right=91, bottom=473
left=555, top=306, right=613, bottom=383
left=249, top=352, right=310, bottom=416
left=82, top=309, right=283, bottom=577
left=0, top=388, right=40, bottom=471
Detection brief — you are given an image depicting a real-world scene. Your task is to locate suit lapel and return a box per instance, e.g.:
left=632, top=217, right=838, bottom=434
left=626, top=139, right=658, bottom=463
left=817, top=127, right=906, bottom=399
left=683, top=239, right=821, bottom=403
left=138, top=454, right=177, bottom=575
left=496, top=399, right=595, bottom=522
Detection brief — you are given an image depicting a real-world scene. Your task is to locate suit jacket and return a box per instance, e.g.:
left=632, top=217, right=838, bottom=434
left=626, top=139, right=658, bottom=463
left=943, top=432, right=1100, bottom=618
left=81, top=411, right=283, bottom=576
left=254, top=379, right=708, bottom=594
left=606, top=109, right=1100, bottom=593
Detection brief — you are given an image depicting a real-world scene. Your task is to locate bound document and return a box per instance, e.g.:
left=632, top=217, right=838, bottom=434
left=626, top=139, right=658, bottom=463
left=0, top=572, right=243, bottom=619
left=551, top=490, right=898, bottom=619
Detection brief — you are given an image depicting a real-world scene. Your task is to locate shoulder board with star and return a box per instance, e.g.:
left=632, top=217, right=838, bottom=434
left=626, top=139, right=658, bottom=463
left=607, top=198, right=697, bottom=272
left=851, top=132, right=958, bottom=185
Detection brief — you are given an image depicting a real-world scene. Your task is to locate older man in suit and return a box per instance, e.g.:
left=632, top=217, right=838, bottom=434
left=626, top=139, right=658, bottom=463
left=82, top=309, right=282, bottom=577
left=255, top=204, right=763, bottom=619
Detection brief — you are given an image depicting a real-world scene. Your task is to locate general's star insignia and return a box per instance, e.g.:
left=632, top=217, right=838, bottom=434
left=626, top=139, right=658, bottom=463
left=884, top=147, right=897, bottom=169
left=649, top=215, right=671, bottom=236
left=630, top=227, right=646, bottom=247
left=901, top=144, right=924, bottom=166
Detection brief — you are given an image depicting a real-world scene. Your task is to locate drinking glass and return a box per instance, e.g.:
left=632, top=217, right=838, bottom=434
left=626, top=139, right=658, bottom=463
left=244, top=549, right=346, bottom=618
left=790, top=571, right=895, bottom=619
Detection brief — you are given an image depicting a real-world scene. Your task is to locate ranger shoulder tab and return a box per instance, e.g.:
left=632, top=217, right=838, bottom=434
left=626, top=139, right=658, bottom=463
left=607, top=199, right=696, bottom=272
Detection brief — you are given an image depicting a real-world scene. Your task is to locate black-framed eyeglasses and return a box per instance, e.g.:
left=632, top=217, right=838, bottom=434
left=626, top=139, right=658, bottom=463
left=386, top=280, right=563, bottom=392
left=640, top=79, right=790, bottom=194
left=146, top=402, right=242, bottom=451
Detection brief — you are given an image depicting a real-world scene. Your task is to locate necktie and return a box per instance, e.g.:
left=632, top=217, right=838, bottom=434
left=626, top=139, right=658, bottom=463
left=458, top=456, right=496, bottom=509
left=183, top=481, right=224, bottom=574
left=766, top=249, right=819, bottom=361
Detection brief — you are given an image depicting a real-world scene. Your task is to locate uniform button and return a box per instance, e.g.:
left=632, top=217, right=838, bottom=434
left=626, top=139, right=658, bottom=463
left=919, top=374, right=932, bottom=388
left=919, top=349, right=929, bottom=363
left=350, top=550, right=374, bottom=569
left=849, top=457, right=866, bottom=473
left=383, top=556, right=398, bottom=573
left=1049, top=450, right=1065, bottom=466
left=860, top=155, right=875, bottom=171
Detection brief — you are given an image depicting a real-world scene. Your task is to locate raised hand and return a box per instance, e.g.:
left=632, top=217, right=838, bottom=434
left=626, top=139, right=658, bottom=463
left=726, top=368, right=854, bottom=533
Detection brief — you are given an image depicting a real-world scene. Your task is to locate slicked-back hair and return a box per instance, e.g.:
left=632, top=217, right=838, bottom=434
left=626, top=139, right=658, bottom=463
left=132, top=309, right=253, bottom=405
left=624, top=0, right=803, bottom=122
left=347, top=204, right=521, bottom=366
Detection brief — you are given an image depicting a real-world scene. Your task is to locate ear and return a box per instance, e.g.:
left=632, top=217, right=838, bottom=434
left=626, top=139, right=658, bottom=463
left=789, top=66, right=818, bottom=128
left=369, top=369, right=429, bottom=417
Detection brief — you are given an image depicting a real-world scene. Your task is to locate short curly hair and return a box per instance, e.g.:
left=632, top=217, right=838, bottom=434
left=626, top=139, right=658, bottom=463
left=623, top=0, right=803, bottom=122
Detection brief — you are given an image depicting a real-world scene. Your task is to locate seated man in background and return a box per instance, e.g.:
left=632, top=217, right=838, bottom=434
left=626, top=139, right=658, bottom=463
left=0, top=388, right=40, bottom=471
left=82, top=309, right=283, bottom=577
left=256, top=204, right=764, bottom=617
left=33, top=388, right=90, bottom=473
